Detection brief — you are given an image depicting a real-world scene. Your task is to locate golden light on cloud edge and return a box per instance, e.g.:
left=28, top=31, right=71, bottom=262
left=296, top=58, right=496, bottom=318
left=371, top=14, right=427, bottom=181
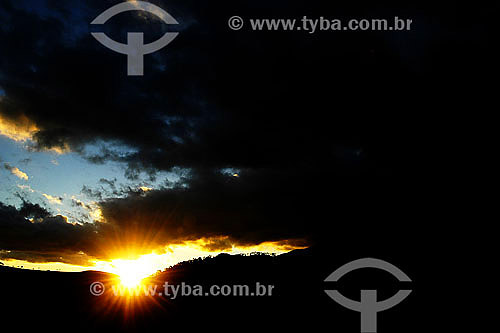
left=9, top=166, right=29, bottom=180
left=42, top=193, right=63, bottom=205
left=1, top=239, right=308, bottom=279
left=0, top=113, right=70, bottom=154
left=89, top=205, right=104, bottom=221
left=42, top=144, right=71, bottom=155
left=0, top=113, right=39, bottom=142
left=92, top=240, right=307, bottom=287
left=184, top=236, right=308, bottom=253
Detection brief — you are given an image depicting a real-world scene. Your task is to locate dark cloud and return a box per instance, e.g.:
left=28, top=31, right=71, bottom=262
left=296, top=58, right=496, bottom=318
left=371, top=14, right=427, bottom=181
left=1, top=187, right=309, bottom=265
left=0, top=250, right=92, bottom=266
left=1, top=0, right=491, bottom=179
left=1, top=0, right=475, bottom=171
left=96, top=165, right=408, bottom=254
left=0, top=202, right=100, bottom=264
left=98, top=169, right=314, bottom=250
left=81, top=185, right=103, bottom=201
left=17, top=200, right=50, bottom=219
left=3, top=163, right=13, bottom=171
left=99, top=178, right=117, bottom=190
left=0, top=1, right=493, bottom=263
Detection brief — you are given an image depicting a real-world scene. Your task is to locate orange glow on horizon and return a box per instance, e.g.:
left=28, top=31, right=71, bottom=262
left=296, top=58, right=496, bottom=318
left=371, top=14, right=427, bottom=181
left=2, top=240, right=308, bottom=277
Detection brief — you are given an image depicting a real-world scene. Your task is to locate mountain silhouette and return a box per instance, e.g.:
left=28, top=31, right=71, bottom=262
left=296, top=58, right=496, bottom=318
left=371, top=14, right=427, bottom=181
left=0, top=246, right=446, bottom=332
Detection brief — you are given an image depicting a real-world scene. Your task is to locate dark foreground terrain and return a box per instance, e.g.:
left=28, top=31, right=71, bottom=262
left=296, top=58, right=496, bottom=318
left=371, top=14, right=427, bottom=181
left=1, top=245, right=451, bottom=333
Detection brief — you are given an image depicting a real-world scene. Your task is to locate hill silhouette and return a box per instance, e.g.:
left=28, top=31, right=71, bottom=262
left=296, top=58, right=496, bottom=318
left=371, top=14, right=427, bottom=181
left=0, top=246, right=447, bottom=332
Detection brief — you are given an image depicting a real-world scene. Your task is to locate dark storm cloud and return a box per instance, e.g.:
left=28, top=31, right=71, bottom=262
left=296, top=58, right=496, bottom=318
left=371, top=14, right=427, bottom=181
left=17, top=200, right=50, bottom=219
left=0, top=0, right=494, bottom=262
left=0, top=0, right=205, bottom=158
left=0, top=202, right=100, bottom=264
left=98, top=169, right=317, bottom=250
left=95, top=163, right=420, bottom=256
left=0, top=0, right=490, bottom=177
left=1, top=185, right=310, bottom=265
left=0, top=0, right=451, bottom=170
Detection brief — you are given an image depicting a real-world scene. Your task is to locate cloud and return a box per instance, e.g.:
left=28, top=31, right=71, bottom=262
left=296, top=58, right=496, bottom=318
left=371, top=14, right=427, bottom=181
left=0, top=0, right=491, bottom=174
left=0, top=113, right=39, bottom=142
left=0, top=250, right=92, bottom=266
left=0, top=113, right=69, bottom=154
left=0, top=1, right=491, bottom=266
left=0, top=202, right=99, bottom=265
left=0, top=0, right=440, bottom=174
left=0, top=197, right=306, bottom=265
left=17, top=201, right=50, bottom=219
left=3, top=163, right=29, bottom=180
left=42, top=194, right=63, bottom=205
left=95, top=168, right=323, bottom=254
left=16, top=184, right=35, bottom=193
left=71, top=197, right=88, bottom=209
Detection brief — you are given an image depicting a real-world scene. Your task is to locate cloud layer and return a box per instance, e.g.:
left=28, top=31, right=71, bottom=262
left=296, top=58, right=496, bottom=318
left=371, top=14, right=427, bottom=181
left=0, top=1, right=493, bottom=264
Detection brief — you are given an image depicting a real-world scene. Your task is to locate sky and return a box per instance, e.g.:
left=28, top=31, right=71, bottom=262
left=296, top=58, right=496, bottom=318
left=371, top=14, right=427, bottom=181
left=0, top=0, right=492, bottom=274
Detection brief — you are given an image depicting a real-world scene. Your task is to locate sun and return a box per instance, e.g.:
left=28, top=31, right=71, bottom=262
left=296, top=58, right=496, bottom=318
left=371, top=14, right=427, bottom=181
left=117, top=267, right=146, bottom=288
left=92, top=252, right=170, bottom=289
left=107, top=257, right=160, bottom=288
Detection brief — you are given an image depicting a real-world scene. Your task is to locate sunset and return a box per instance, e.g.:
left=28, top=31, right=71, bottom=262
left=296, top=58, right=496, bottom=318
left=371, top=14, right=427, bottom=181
left=0, top=0, right=489, bottom=332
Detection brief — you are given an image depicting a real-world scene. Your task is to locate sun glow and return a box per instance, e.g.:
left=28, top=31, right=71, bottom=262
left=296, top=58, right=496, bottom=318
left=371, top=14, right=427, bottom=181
left=91, top=240, right=308, bottom=284
left=106, top=256, right=161, bottom=288
left=3, top=240, right=308, bottom=281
